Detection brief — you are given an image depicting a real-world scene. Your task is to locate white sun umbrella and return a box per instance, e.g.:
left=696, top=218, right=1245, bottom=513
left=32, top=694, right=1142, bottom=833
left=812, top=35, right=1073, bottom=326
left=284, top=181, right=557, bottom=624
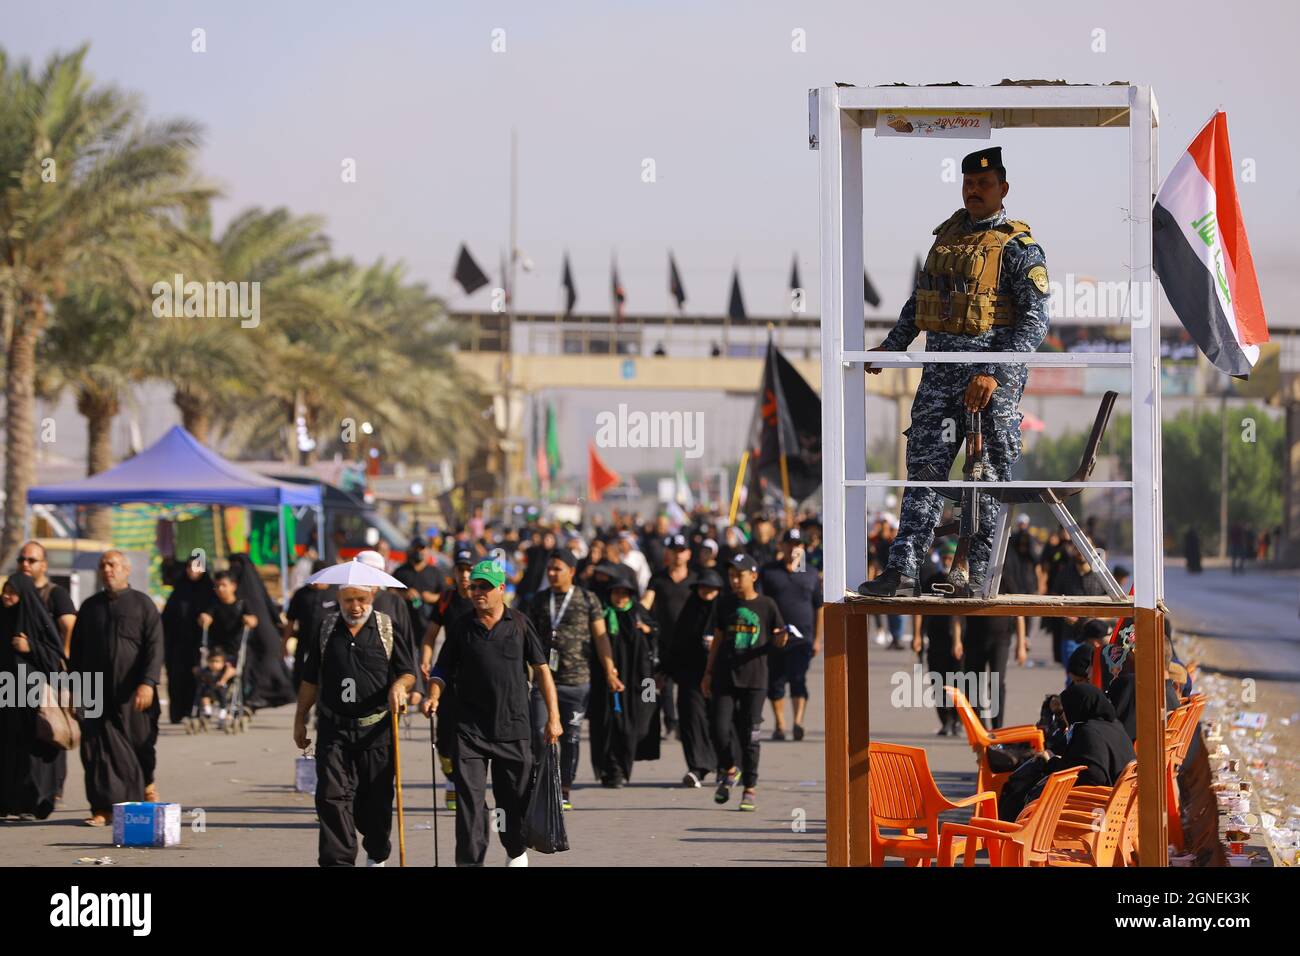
left=306, top=556, right=407, bottom=589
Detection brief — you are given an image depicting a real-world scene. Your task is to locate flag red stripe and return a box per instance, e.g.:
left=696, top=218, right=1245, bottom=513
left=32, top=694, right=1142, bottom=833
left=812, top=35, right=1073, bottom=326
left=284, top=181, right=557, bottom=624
left=1187, top=113, right=1268, bottom=346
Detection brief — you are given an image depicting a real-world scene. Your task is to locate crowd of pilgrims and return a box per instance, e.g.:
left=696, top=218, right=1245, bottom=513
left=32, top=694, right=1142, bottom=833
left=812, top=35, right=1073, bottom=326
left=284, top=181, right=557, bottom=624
left=1, top=511, right=826, bottom=823
left=2, top=506, right=1190, bottom=829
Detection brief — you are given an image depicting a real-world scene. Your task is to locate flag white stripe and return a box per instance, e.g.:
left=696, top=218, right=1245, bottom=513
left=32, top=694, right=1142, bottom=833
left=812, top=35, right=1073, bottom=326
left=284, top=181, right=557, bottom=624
left=1156, top=151, right=1251, bottom=355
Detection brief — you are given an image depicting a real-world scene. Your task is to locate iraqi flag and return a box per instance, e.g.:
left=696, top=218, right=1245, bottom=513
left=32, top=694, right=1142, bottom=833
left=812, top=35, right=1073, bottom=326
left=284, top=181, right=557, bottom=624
left=1153, top=112, right=1267, bottom=377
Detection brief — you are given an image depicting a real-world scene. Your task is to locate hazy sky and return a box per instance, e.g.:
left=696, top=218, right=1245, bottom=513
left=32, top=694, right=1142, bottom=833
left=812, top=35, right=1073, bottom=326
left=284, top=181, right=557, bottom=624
left=6, top=0, right=1297, bottom=325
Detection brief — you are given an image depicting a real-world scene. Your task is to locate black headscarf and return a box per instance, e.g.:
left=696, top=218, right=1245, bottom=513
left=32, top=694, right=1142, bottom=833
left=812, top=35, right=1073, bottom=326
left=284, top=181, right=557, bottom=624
left=226, top=553, right=295, bottom=708
left=1, top=574, right=66, bottom=675
left=1061, top=681, right=1117, bottom=724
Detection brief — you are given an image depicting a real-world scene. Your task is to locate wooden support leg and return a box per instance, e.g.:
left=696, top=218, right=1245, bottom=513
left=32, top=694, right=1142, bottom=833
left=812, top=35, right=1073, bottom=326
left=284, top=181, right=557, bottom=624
left=847, top=610, right=871, bottom=866
left=825, top=603, right=850, bottom=866
left=1135, top=607, right=1169, bottom=866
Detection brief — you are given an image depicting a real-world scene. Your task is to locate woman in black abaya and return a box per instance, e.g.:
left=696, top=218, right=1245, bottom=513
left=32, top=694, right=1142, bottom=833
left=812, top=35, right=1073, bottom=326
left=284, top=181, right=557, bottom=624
left=227, top=554, right=296, bottom=709
left=588, top=566, right=661, bottom=786
left=0, top=574, right=68, bottom=820
left=161, top=555, right=214, bottom=723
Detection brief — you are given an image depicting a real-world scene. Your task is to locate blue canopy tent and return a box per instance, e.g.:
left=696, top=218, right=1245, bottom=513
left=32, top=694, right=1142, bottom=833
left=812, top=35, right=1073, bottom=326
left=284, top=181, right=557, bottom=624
left=28, top=425, right=323, bottom=597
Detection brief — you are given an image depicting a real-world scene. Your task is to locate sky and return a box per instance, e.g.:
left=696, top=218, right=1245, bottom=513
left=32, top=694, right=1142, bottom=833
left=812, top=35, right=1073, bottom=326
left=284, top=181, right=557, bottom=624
left=5, top=0, right=1298, bottom=327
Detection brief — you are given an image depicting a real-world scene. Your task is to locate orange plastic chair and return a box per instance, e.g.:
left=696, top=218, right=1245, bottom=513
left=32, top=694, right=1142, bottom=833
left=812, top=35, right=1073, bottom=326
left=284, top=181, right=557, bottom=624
left=868, top=742, right=995, bottom=867
left=944, top=685, right=1044, bottom=816
left=1045, top=761, right=1138, bottom=867
left=937, top=767, right=1082, bottom=867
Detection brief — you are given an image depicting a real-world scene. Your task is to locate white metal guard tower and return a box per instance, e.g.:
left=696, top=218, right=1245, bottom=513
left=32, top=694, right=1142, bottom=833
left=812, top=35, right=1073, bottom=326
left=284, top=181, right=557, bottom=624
left=812, top=83, right=1170, bottom=866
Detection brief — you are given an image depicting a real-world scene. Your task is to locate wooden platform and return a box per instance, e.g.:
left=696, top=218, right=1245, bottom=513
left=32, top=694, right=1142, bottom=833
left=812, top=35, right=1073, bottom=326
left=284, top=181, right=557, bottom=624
left=841, top=592, right=1134, bottom=618
left=823, top=602, right=1168, bottom=867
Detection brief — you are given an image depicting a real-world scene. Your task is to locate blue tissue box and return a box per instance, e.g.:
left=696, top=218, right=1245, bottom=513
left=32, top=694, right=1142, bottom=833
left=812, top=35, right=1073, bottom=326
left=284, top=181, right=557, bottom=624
left=112, top=802, right=181, bottom=847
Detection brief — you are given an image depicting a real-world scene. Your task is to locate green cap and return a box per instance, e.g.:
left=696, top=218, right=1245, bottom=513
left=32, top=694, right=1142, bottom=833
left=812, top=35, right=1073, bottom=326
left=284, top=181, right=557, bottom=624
left=470, top=560, right=505, bottom=588
left=939, top=539, right=958, bottom=556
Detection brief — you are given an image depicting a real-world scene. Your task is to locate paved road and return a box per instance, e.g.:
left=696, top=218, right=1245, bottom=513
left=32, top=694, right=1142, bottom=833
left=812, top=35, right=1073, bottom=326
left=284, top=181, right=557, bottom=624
left=7, top=672, right=828, bottom=867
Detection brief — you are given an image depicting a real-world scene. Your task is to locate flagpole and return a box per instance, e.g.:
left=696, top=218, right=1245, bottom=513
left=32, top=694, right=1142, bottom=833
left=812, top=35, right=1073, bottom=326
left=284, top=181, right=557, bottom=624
left=729, top=451, right=750, bottom=527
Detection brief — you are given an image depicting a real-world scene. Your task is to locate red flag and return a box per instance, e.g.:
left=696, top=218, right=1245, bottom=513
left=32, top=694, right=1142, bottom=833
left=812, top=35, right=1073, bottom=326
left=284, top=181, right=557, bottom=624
left=588, top=443, right=619, bottom=502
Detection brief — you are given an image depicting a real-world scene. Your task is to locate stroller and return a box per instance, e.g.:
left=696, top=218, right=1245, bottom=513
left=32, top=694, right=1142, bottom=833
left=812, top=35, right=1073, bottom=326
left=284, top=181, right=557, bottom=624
left=184, top=624, right=254, bottom=735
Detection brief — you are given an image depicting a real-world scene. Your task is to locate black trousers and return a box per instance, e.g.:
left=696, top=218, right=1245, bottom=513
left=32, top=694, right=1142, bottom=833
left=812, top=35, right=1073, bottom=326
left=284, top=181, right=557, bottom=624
left=660, top=677, right=678, bottom=728
left=315, top=726, right=395, bottom=867
left=926, top=644, right=962, bottom=729
left=964, top=632, right=1012, bottom=729
left=709, top=686, right=765, bottom=788
left=676, top=679, right=717, bottom=775
left=530, top=682, right=589, bottom=790
left=454, top=732, right=532, bottom=866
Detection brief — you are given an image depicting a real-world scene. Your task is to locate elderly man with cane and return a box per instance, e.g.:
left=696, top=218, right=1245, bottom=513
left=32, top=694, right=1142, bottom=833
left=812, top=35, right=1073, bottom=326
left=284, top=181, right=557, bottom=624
left=293, top=562, right=416, bottom=867
left=424, top=560, right=563, bottom=867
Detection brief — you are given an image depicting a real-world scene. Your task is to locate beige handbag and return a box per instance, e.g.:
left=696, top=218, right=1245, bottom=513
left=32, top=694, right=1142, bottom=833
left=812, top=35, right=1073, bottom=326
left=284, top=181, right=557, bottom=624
left=35, top=677, right=81, bottom=750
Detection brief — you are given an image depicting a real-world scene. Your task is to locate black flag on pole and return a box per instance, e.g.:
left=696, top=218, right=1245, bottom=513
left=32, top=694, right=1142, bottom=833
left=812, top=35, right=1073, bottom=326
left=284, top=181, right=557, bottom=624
left=748, top=338, right=822, bottom=504
left=561, top=253, right=577, bottom=316
left=453, top=244, right=490, bottom=295
left=727, top=269, right=747, bottom=322
left=669, top=252, right=686, bottom=310
left=864, top=268, right=881, bottom=308
left=611, top=257, right=626, bottom=319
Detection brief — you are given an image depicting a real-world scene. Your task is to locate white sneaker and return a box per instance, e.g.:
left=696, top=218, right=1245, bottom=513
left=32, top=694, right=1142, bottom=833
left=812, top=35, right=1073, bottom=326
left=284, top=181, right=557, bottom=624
left=682, top=771, right=703, bottom=788
left=506, top=852, right=529, bottom=867
left=366, top=858, right=386, bottom=867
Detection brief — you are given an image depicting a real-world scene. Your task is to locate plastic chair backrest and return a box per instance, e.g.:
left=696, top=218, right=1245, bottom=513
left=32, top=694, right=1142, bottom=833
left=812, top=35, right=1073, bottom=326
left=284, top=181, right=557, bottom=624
left=944, top=685, right=992, bottom=748
left=1092, top=761, right=1139, bottom=866
left=1025, top=767, right=1082, bottom=860
left=1171, top=696, right=1205, bottom=768
left=868, top=742, right=932, bottom=829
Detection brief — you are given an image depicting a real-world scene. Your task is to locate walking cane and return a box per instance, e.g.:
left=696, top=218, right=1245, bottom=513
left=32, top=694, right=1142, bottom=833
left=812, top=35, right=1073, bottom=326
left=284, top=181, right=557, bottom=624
left=429, top=711, right=440, bottom=867
left=392, top=709, right=407, bottom=867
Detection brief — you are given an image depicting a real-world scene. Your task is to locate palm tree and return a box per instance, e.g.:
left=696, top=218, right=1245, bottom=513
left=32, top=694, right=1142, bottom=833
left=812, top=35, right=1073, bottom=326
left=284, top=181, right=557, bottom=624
left=143, top=205, right=331, bottom=445
left=0, top=45, right=213, bottom=564
left=37, top=286, right=138, bottom=540
left=218, top=257, right=492, bottom=467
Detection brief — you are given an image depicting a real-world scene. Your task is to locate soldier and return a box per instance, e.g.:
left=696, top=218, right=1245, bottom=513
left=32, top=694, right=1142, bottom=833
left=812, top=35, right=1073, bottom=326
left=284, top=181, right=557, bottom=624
left=859, top=146, right=1051, bottom=598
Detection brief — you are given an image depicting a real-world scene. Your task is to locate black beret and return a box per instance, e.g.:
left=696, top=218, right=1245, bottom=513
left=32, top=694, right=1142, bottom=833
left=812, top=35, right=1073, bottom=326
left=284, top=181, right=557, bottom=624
left=548, top=548, right=577, bottom=569
left=961, top=146, right=1003, bottom=175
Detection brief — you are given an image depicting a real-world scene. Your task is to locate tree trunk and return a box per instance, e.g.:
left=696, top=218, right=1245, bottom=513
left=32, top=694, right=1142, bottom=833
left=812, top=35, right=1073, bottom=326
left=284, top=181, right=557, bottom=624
left=1, top=294, right=43, bottom=569
left=174, top=387, right=210, bottom=444
left=78, top=387, right=120, bottom=542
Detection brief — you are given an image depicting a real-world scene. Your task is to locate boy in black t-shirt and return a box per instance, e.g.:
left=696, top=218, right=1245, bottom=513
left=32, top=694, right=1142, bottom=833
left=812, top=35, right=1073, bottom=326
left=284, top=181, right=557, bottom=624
left=703, top=553, right=786, bottom=811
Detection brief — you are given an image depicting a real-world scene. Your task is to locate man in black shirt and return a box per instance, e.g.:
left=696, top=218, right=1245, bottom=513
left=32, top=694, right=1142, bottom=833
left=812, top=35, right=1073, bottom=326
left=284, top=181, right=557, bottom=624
left=293, top=583, right=416, bottom=867
left=914, top=541, right=963, bottom=735
left=703, top=553, right=786, bottom=812
left=282, top=563, right=335, bottom=689
left=420, top=547, right=477, bottom=811
left=643, top=533, right=696, bottom=737
left=393, top=536, right=442, bottom=639
left=18, top=541, right=76, bottom=654
left=758, top=529, right=823, bottom=742
left=425, top=561, right=562, bottom=867
left=18, top=540, right=77, bottom=802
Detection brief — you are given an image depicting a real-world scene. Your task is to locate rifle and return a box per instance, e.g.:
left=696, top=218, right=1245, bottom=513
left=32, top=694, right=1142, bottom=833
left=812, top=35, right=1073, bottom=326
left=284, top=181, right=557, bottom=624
left=946, top=410, right=985, bottom=598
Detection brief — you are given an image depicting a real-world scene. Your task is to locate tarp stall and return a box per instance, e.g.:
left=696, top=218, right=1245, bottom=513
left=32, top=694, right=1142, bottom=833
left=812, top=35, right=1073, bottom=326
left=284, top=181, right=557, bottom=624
left=28, top=426, right=322, bottom=599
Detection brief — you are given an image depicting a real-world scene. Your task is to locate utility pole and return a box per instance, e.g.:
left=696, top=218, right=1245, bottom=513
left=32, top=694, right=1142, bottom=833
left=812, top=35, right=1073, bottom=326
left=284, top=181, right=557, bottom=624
left=499, top=128, right=518, bottom=510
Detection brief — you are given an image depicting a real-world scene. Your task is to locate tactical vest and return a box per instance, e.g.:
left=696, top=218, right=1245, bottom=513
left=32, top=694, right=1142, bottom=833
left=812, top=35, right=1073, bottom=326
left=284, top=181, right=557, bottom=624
left=915, top=209, right=1032, bottom=336
left=319, top=609, right=395, bottom=661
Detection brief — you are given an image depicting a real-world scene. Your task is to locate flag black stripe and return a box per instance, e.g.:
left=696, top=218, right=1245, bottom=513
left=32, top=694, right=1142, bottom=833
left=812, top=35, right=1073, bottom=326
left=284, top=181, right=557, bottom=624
left=1153, top=201, right=1252, bottom=377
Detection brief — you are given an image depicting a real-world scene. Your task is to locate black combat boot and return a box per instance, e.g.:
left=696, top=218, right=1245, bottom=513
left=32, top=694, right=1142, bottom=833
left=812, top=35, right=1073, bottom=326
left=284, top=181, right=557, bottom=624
left=856, top=568, right=918, bottom=597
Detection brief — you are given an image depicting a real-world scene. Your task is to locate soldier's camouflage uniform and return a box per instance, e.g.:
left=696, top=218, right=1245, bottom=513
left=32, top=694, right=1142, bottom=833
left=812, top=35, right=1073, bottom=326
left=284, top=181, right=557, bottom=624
left=880, top=206, right=1051, bottom=584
